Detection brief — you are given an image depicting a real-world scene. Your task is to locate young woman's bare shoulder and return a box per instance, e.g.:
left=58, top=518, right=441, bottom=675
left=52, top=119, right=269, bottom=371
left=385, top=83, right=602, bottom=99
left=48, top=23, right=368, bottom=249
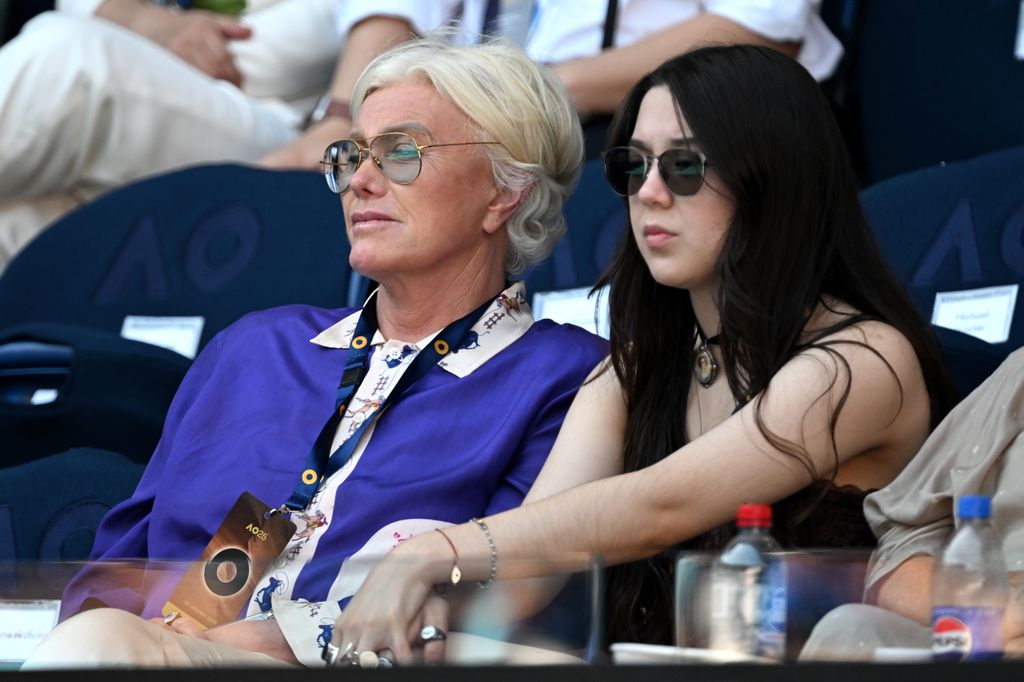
left=802, top=300, right=922, bottom=380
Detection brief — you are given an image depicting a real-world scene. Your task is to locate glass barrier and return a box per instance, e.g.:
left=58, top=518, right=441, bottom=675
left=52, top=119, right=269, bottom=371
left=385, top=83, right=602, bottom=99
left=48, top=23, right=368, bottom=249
left=0, top=555, right=602, bottom=668
left=1, top=550, right=1021, bottom=670
left=667, top=549, right=872, bottom=664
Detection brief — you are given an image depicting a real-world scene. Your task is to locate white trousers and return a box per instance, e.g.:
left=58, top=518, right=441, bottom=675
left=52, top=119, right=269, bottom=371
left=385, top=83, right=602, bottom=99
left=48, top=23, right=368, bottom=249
left=0, top=0, right=341, bottom=266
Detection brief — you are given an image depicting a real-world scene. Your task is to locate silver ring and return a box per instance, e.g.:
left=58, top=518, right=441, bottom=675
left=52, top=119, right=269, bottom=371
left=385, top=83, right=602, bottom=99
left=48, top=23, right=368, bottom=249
left=377, top=648, right=396, bottom=668
left=420, top=625, right=447, bottom=642
left=162, top=611, right=179, bottom=626
left=322, top=640, right=354, bottom=666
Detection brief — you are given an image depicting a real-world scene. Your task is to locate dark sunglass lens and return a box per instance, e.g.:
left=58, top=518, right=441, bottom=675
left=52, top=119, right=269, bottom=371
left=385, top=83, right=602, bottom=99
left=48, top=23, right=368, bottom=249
left=661, top=149, right=705, bottom=196
left=375, top=134, right=421, bottom=184
left=604, top=148, right=647, bottom=196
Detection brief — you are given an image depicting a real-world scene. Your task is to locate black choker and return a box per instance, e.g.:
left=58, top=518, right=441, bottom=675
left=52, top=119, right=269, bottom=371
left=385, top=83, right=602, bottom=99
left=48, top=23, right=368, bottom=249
left=694, top=325, right=720, bottom=389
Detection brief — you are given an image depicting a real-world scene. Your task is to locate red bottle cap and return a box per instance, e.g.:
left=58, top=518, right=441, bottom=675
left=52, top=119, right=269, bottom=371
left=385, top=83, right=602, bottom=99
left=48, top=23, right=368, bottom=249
left=736, top=503, right=772, bottom=528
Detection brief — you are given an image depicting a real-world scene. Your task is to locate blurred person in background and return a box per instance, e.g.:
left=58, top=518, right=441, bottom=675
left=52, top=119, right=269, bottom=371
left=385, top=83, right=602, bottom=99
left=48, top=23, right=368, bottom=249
left=0, top=0, right=841, bottom=269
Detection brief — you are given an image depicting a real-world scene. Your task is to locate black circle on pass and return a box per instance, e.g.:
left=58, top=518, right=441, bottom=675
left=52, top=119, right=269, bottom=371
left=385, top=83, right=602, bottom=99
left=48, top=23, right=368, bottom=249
left=204, top=547, right=252, bottom=596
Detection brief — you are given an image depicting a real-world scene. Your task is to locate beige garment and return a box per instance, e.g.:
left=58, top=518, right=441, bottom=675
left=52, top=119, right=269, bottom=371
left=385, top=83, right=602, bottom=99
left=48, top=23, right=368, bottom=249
left=799, top=603, right=931, bottom=661
left=800, top=348, right=1024, bottom=661
left=21, top=608, right=584, bottom=669
left=865, top=347, right=1024, bottom=593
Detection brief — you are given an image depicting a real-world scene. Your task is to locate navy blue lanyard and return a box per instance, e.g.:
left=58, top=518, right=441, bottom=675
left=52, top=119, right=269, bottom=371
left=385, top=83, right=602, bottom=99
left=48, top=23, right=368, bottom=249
left=281, top=294, right=496, bottom=511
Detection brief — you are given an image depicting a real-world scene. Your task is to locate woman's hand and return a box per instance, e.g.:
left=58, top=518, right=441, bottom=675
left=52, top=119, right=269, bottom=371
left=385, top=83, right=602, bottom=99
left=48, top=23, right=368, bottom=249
left=101, top=1, right=251, bottom=86
left=259, top=118, right=351, bottom=170
left=157, top=11, right=251, bottom=86
left=331, top=543, right=451, bottom=664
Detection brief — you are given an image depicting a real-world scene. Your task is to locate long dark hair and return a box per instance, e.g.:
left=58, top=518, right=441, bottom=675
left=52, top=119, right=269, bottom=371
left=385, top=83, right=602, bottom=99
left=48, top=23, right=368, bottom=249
left=597, top=45, right=956, bottom=644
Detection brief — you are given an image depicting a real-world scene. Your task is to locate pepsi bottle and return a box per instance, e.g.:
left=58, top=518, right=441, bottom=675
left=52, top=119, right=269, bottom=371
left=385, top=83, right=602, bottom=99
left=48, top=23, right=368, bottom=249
left=931, top=495, right=1008, bottom=661
left=708, top=504, right=787, bottom=659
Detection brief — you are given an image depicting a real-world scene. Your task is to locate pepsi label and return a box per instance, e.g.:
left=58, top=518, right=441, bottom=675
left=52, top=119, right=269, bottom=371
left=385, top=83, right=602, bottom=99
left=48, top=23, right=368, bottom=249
left=931, top=606, right=1004, bottom=661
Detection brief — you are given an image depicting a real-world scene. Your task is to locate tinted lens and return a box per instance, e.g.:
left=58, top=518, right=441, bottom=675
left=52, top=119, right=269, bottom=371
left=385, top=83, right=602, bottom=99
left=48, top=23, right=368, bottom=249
left=322, top=140, right=361, bottom=193
left=659, top=149, right=705, bottom=196
left=372, top=133, right=422, bottom=184
left=603, top=147, right=648, bottom=197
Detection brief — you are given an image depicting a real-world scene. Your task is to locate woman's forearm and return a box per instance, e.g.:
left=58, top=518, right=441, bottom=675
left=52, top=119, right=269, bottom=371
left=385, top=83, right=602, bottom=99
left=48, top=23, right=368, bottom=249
left=554, top=14, right=799, bottom=116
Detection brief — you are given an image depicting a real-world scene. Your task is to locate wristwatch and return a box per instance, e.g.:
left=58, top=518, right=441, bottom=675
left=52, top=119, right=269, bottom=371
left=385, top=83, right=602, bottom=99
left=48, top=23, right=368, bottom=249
left=306, top=95, right=351, bottom=128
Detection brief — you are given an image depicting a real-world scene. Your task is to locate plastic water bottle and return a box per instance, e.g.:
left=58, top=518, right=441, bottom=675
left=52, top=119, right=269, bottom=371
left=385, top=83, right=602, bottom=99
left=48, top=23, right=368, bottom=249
left=931, top=495, right=1008, bottom=661
left=708, top=504, right=787, bottom=659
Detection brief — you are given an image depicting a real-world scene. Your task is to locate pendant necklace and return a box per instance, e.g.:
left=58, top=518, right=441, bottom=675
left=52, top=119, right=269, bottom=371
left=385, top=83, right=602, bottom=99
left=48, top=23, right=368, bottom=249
left=694, top=324, right=720, bottom=389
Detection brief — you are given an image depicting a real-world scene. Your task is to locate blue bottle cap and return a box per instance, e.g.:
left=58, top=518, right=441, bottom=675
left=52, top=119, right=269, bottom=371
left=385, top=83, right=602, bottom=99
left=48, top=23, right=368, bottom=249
left=958, top=495, right=992, bottom=520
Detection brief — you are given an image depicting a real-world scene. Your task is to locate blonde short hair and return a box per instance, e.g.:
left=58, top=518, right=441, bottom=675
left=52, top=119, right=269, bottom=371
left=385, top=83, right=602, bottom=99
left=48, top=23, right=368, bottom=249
left=351, top=36, right=585, bottom=274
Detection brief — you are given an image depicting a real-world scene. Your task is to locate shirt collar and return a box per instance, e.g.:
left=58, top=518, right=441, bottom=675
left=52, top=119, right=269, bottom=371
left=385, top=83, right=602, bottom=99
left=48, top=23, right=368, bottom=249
left=309, top=281, right=534, bottom=378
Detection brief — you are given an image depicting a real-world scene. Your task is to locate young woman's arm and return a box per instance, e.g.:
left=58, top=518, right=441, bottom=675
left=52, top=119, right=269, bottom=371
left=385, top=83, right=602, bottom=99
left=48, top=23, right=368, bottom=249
left=335, top=322, right=931, bottom=660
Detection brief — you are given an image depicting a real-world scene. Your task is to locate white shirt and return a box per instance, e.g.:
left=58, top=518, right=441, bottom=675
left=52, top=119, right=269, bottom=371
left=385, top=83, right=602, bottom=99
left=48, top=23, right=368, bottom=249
left=334, top=0, right=843, bottom=81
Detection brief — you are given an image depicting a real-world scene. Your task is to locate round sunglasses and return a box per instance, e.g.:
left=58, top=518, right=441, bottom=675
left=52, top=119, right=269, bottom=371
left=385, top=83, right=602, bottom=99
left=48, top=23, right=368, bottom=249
left=321, top=132, right=499, bottom=193
left=602, top=146, right=709, bottom=197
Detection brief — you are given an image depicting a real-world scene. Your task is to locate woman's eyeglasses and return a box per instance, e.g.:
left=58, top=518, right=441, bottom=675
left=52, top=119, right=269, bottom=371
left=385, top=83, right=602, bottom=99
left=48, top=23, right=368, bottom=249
left=321, top=132, right=499, bottom=193
left=602, top=146, right=708, bottom=197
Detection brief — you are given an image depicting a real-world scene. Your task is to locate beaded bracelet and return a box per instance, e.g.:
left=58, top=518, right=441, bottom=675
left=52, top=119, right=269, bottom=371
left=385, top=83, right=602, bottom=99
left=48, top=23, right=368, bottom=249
left=470, top=517, right=497, bottom=588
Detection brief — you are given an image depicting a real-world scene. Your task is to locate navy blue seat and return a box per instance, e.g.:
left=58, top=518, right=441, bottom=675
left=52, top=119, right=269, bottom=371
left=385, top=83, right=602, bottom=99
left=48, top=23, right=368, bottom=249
left=0, top=449, right=144, bottom=579
left=849, top=0, right=1024, bottom=185
left=0, top=323, right=189, bottom=466
left=860, top=144, right=1024, bottom=398
left=0, top=163, right=358, bottom=348
left=0, top=164, right=361, bottom=466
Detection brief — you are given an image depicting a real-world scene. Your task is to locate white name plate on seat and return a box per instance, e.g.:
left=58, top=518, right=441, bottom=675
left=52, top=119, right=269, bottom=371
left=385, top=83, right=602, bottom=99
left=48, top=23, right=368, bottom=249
left=121, top=316, right=205, bottom=359
left=932, top=284, right=1019, bottom=344
left=532, top=285, right=610, bottom=339
left=0, top=599, right=60, bottom=664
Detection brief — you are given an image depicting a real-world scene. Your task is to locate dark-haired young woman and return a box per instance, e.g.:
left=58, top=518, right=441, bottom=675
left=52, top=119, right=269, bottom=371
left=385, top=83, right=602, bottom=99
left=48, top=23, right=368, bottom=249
left=330, top=43, right=957, bottom=659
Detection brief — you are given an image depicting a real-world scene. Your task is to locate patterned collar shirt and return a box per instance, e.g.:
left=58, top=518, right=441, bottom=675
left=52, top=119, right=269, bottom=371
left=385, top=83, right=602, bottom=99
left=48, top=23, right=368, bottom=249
left=247, top=283, right=534, bottom=625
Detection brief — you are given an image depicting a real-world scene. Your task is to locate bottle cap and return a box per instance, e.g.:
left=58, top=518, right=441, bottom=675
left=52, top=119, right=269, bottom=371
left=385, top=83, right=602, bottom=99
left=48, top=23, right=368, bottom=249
left=736, top=503, right=772, bottom=528
left=957, top=495, right=992, bottom=520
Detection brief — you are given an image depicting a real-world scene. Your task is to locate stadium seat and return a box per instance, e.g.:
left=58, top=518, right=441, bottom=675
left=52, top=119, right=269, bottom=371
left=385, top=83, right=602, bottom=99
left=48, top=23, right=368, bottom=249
left=0, top=449, right=144, bottom=576
left=0, top=164, right=363, bottom=466
left=849, top=0, right=1024, bottom=185
left=860, top=144, right=1024, bottom=397
left=0, top=323, right=189, bottom=466
left=0, top=163, right=359, bottom=351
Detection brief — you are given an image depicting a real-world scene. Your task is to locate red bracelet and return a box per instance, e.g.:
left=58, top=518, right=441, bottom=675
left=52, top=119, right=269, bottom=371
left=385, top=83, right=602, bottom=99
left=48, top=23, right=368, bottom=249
left=435, top=528, right=462, bottom=585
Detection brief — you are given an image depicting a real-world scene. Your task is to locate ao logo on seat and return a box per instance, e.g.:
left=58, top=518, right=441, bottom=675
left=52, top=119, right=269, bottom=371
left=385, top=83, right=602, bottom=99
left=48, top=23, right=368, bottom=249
left=94, top=205, right=262, bottom=303
left=911, top=198, right=1024, bottom=287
